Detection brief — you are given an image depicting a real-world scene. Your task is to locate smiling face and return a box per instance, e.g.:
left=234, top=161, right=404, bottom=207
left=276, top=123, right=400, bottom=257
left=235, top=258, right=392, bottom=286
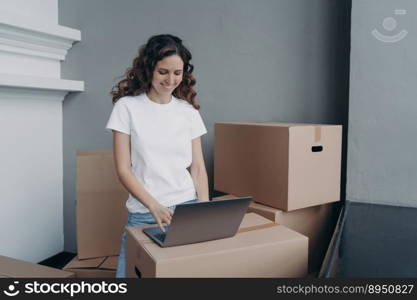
left=149, top=54, right=184, bottom=100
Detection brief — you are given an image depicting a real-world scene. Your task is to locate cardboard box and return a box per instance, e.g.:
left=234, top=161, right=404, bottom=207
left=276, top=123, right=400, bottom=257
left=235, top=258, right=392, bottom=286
left=125, top=213, right=308, bottom=278
left=63, top=255, right=118, bottom=278
left=77, top=150, right=128, bottom=259
left=0, top=255, right=74, bottom=278
left=213, top=194, right=339, bottom=272
left=214, top=122, right=342, bottom=211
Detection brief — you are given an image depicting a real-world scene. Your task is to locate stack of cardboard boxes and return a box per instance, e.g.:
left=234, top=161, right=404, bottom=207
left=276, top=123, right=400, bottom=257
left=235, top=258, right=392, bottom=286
left=69, top=121, right=341, bottom=278
left=213, top=122, right=343, bottom=273
left=124, top=122, right=342, bottom=278
left=63, top=151, right=128, bottom=278
left=71, top=151, right=307, bottom=278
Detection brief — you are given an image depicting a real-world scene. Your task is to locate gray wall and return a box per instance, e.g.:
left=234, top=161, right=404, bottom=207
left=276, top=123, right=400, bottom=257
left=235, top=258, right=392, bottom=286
left=59, top=0, right=350, bottom=253
left=348, top=0, right=417, bottom=208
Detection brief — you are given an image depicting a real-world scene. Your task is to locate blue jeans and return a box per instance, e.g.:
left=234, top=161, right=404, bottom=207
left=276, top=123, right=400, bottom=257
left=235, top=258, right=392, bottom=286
left=116, top=199, right=197, bottom=278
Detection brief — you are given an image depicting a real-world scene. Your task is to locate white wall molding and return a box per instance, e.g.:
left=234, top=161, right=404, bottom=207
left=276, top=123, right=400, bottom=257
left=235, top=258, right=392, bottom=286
left=0, top=86, right=68, bottom=102
left=0, top=11, right=84, bottom=100
left=0, top=11, right=81, bottom=61
left=0, top=73, right=84, bottom=95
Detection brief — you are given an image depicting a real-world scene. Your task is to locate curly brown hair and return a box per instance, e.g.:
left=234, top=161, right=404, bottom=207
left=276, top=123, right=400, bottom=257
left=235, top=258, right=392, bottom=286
left=110, top=34, right=199, bottom=109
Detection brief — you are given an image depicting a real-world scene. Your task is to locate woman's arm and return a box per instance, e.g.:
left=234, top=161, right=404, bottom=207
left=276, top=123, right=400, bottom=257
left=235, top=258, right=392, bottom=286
left=112, top=130, right=173, bottom=231
left=190, top=137, right=209, bottom=202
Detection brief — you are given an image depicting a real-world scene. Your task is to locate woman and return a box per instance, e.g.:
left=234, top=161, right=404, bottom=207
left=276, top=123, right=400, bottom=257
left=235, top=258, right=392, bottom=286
left=106, top=34, right=209, bottom=278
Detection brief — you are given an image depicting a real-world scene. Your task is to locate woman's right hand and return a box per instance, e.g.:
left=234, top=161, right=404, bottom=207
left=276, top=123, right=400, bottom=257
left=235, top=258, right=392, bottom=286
left=148, top=201, right=174, bottom=233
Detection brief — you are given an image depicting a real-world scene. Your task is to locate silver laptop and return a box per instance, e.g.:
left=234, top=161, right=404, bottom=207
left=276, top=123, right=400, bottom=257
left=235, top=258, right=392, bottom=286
left=142, top=197, right=252, bottom=247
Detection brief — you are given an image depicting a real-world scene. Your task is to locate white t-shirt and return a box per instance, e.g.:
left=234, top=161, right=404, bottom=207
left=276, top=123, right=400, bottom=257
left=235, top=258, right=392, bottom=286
left=105, top=93, right=207, bottom=213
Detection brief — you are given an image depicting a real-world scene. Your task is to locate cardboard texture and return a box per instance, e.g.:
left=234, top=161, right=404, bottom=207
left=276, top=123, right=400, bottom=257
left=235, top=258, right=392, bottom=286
left=63, top=256, right=118, bottom=278
left=0, top=255, right=74, bottom=278
left=76, top=150, right=128, bottom=259
left=214, top=122, right=342, bottom=211
left=126, top=213, right=308, bottom=278
left=213, top=194, right=339, bottom=272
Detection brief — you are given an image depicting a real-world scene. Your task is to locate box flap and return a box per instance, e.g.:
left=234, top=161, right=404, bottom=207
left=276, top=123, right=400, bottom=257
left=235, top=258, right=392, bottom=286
left=100, top=256, right=118, bottom=270
left=213, top=195, right=283, bottom=223
left=63, top=256, right=105, bottom=270
left=70, top=269, right=115, bottom=278
left=249, top=202, right=283, bottom=222
left=250, top=202, right=281, bottom=214
left=238, top=212, right=271, bottom=227
left=0, top=255, right=74, bottom=278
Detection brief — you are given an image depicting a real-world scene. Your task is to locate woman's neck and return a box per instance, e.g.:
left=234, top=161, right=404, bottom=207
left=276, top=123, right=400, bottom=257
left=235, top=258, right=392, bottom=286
left=147, top=89, right=172, bottom=104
